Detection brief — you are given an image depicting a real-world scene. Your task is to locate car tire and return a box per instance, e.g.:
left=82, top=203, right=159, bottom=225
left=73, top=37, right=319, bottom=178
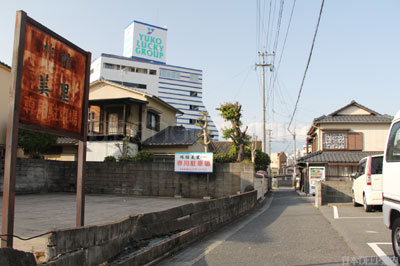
left=363, top=194, right=372, bottom=212
left=352, top=192, right=360, bottom=207
left=392, top=218, right=400, bottom=259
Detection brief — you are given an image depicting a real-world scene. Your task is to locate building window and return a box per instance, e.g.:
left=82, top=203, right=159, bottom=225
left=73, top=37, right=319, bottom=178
left=104, top=63, right=122, bottom=70
left=160, top=69, right=180, bottom=80
left=323, top=132, right=347, bottom=150
left=190, top=91, right=198, bottom=97
left=107, top=80, right=147, bottom=89
left=136, top=67, right=148, bottom=74
left=189, top=105, right=200, bottom=111
left=104, top=63, right=113, bottom=69
left=147, top=111, right=160, bottom=131
left=88, top=112, right=95, bottom=120
left=149, top=69, right=157, bottom=75
left=189, top=74, right=200, bottom=82
left=189, top=119, right=196, bottom=124
left=387, top=121, right=400, bottom=162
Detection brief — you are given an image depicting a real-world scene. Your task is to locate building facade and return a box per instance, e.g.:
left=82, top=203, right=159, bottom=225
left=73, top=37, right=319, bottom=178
left=297, top=100, right=393, bottom=193
left=0, top=61, right=11, bottom=157
left=270, top=152, right=287, bottom=175
left=90, top=20, right=219, bottom=140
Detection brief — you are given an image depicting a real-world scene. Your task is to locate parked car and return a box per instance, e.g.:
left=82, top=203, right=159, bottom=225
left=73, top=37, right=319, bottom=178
left=383, top=110, right=400, bottom=259
left=351, top=154, right=383, bottom=212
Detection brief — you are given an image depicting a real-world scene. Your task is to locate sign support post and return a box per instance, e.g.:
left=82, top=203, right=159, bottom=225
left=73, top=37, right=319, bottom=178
left=76, top=141, right=86, bottom=226
left=1, top=10, right=26, bottom=248
left=76, top=46, right=90, bottom=227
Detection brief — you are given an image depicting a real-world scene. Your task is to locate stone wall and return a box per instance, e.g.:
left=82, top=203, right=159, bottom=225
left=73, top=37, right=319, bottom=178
left=315, top=180, right=353, bottom=207
left=44, top=191, right=258, bottom=266
left=0, top=159, right=256, bottom=199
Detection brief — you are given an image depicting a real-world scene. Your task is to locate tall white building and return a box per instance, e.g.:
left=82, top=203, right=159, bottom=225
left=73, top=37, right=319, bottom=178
left=90, top=20, right=219, bottom=139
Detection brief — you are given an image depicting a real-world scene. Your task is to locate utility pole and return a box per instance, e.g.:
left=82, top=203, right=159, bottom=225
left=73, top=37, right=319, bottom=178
left=267, top=129, right=272, bottom=157
left=255, top=52, right=274, bottom=153
left=292, top=131, right=296, bottom=167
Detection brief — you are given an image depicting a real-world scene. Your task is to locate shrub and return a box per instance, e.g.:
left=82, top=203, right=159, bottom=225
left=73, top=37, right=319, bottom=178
left=254, top=149, right=270, bottom=171
left=241, top=159, right=253, bottom=164
left=214, top=153, right=234, bottom=163
left=118, top=156, right=136, bottom=162
left=104, top=156, right=116, bottom=162
left=135, top=150, right=154, bottom=162
left=244, top=185, right=254, bottom=192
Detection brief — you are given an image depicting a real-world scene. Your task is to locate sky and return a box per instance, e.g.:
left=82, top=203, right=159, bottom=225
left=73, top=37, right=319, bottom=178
left=1, top=0, right=399, bottom=155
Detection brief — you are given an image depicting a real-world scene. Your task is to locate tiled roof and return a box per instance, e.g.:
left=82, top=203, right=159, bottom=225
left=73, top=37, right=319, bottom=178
left=297, top=151, right=383, bottom=164
left=314, top=115, right=392, bottom=124
left=210, top=141, right=262, bottom=154
left=311, top=101, right=392, bottom=124
left=210, top=141, right=233, bottom=154
left=142, top=126, right=200, bottom=146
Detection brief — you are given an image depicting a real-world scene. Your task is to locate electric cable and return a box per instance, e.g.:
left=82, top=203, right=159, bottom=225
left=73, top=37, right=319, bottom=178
left=287, top=0, right=325, bottom=134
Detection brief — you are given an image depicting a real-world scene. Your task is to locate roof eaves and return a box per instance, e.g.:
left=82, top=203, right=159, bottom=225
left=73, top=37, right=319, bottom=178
left=329, top=100, right=381, bottom=116
left=0, top=61, right=11, bottom=70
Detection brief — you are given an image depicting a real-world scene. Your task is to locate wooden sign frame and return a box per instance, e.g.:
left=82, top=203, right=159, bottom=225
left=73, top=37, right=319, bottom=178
left=1, top=10, right=90, bottom=248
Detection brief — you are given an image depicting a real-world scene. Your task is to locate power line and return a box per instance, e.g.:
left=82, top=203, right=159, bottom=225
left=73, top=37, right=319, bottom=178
left=271, top=0, right=297, bottom=92
left=287, top=0, right=325, bottom=134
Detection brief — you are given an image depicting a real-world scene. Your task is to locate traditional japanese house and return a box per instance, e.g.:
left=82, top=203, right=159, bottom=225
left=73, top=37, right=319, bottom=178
left=297, top=100, right=392, bottom=193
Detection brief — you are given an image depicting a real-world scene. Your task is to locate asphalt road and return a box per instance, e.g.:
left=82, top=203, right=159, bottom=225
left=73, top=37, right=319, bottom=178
left=319, top=204, right=398, bottom=265
left=158, top=188, right=355, bottom=266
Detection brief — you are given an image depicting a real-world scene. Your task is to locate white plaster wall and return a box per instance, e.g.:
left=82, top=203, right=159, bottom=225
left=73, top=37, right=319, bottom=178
left=0, top=65, right=11, bottom=146
left=89, top=57, right=102, bottom=82
left=91, top=56, right=159, bottom=96
left=337, top=106, right=370, bottom=115
left=87, top=141, right=138, bottom=161
left=316, top=123, right=390, bottom=151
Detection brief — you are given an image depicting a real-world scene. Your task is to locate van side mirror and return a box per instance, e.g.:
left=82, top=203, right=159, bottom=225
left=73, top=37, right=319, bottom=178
left=351, top=173, right=357, bottom=179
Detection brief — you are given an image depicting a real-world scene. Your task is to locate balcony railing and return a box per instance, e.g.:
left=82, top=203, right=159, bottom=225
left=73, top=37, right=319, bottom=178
left=88, top=120, right=138, bottom=137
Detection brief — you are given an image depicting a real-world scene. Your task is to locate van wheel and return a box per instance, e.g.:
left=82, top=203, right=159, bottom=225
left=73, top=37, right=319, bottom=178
left=352, top=192, right=360, bottom=207
left=363, top=194, right=372, bottom=212
left=392, top=218, right=400, bottom=259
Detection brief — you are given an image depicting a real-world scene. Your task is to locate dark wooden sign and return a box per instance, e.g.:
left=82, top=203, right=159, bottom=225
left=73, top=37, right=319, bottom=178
left=19, top=13, right=90, bottom=139
left=1, top=10, right=90, bottom=248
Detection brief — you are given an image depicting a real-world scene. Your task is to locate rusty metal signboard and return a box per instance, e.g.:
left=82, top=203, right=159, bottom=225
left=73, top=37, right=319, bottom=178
left=1, top=11, right=90, bottom=248
left=19, top=14, right=89, bottom=139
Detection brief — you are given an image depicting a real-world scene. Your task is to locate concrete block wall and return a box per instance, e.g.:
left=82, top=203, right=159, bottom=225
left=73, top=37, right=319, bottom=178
left=314, top=180, right=353, bottom=206
left=315, top=181, right=322, bottom=207
left=0, top=160, right=255, bottom=199
left=45, top=191, right=258, bottom=266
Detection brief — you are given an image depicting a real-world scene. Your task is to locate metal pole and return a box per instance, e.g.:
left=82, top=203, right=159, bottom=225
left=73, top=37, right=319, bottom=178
left=206, top=173, right=209, bottom=197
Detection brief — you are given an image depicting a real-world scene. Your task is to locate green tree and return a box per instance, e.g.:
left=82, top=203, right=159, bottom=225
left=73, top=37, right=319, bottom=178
left=217, top=102, right=250, bottom=162
left=18, top=129, right=58, bottom=159
left=254, top=149, right=271, bottom=171
left=115, top=137, right=133, bottom=161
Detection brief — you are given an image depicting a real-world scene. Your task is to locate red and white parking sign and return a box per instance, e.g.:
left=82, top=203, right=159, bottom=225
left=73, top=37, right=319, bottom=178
left=174, top=152, right=213, bottom=173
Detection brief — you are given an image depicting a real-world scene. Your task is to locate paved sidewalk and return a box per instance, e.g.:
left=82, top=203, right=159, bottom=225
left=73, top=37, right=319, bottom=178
left=0, top=193, right=201, bottom=253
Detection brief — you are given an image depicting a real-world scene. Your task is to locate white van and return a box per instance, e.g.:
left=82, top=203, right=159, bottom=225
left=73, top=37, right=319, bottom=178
left=383, top=110, right=400, bottom=258
left=352, top=155, right=383, bottom=212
